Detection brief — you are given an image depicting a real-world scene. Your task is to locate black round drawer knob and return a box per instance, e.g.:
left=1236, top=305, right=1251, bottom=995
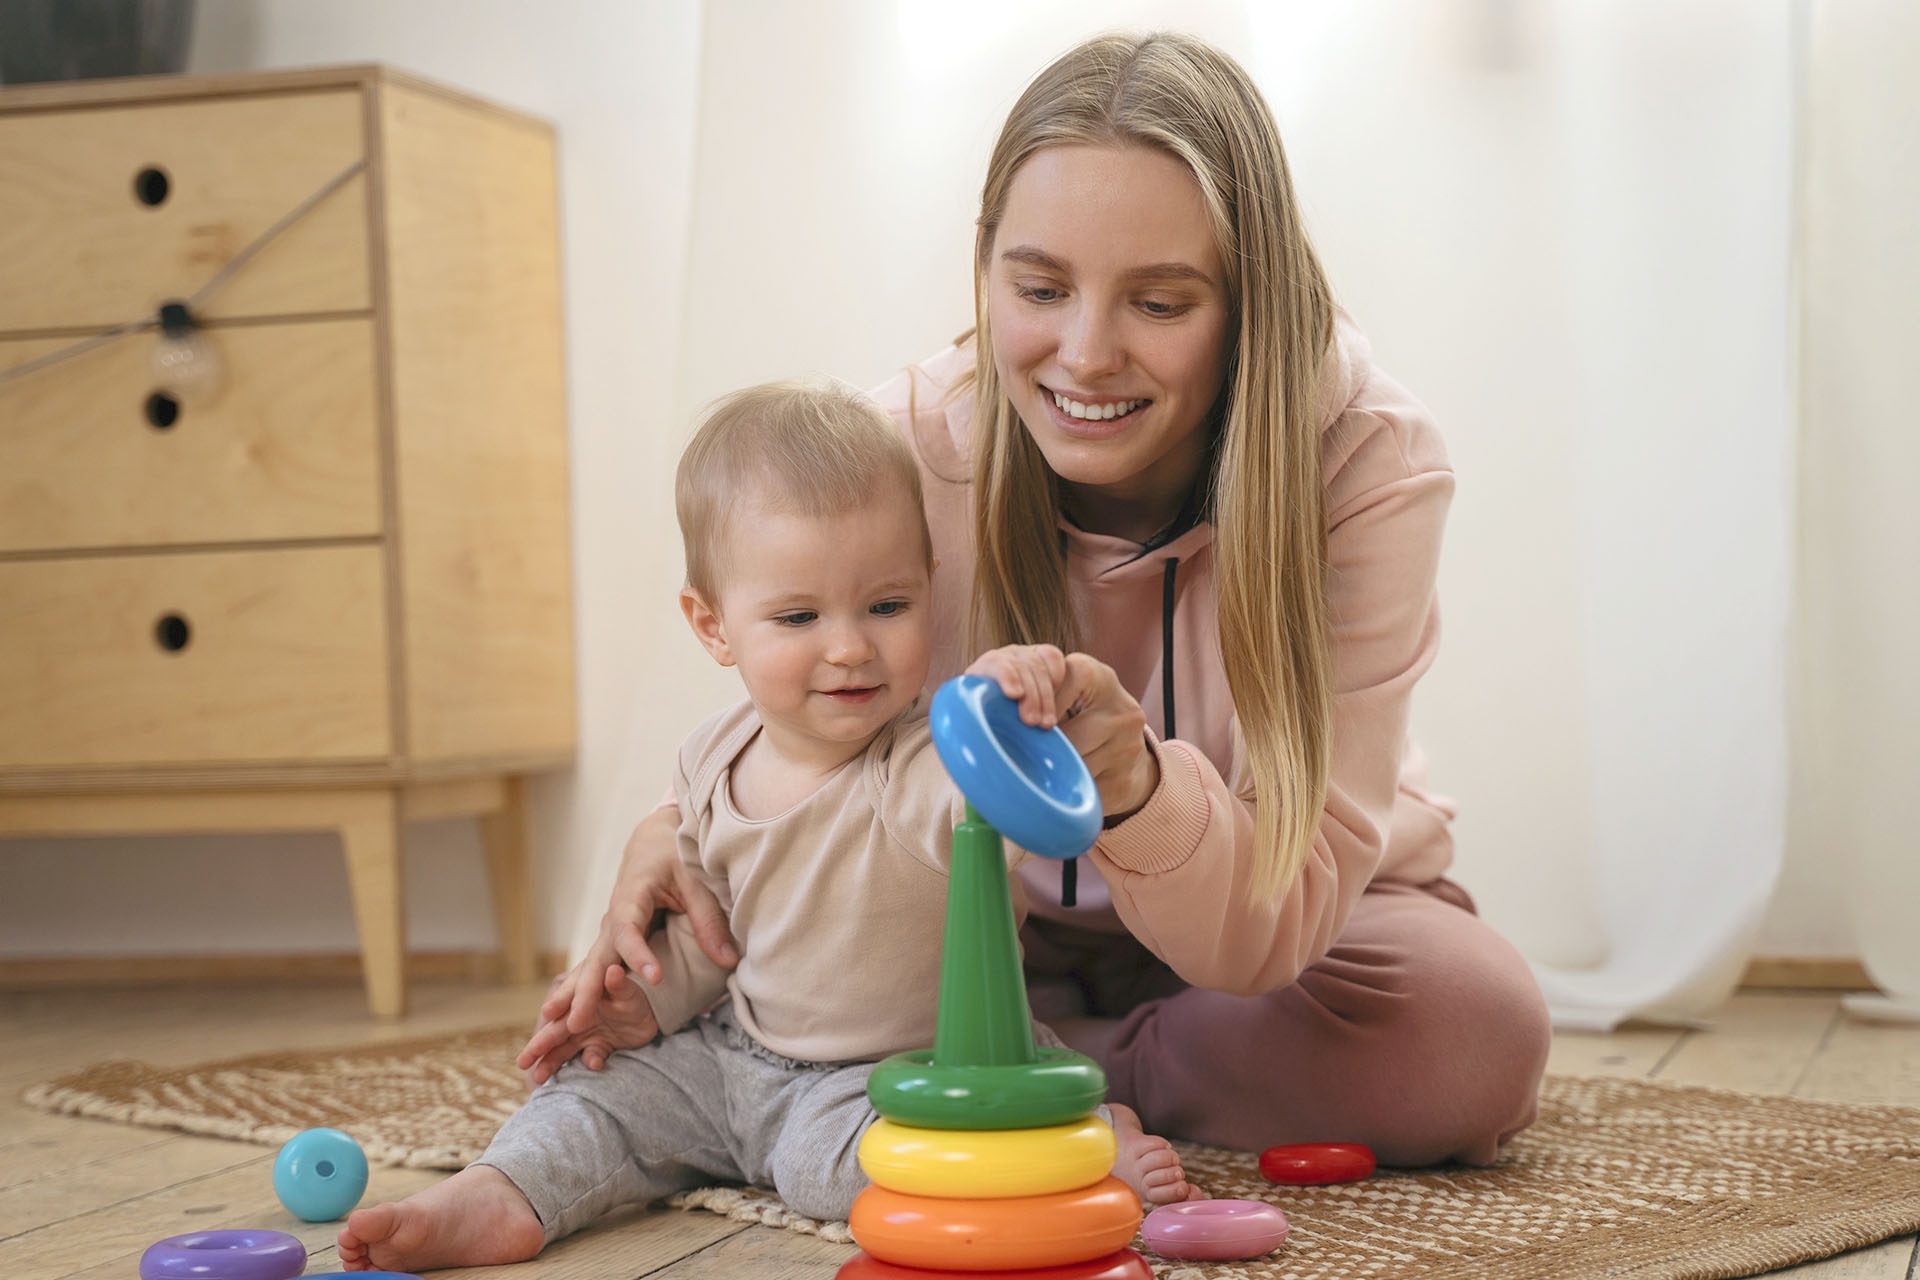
left=154, top=613, right=192, bottom=652
left=134, top=166, right=171, bottom=207
left=145, top=392, right=180, bottom=429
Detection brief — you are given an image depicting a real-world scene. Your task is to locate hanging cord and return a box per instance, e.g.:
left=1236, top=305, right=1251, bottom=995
left=0, top=157, right=368, bottom=386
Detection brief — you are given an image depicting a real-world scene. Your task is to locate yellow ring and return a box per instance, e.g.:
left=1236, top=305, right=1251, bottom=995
left=857, top=1115, right=1116, bottom=1198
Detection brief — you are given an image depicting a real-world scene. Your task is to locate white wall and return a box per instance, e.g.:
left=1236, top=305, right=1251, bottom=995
left=4, top=1, right=1857, bottom=992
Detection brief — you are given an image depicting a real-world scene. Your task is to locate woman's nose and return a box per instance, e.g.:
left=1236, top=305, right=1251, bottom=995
left=1058, top=304, right=1125, bottom=379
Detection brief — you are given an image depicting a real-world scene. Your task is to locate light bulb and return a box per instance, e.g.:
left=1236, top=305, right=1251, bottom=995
left=150, top=301, right=224, bottom=403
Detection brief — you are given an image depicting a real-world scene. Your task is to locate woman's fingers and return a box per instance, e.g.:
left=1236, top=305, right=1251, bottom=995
left=967, top=644, right=1069, bottom=726
left=608, top=916, right=665, bottom=989
left=674, top=868, right=740, bottom=968
left=516, top=1016, right=567, bottom=1072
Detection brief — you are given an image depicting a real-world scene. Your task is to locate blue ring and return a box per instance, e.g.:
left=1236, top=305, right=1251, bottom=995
left=930, top=675, right=1101, bottom=859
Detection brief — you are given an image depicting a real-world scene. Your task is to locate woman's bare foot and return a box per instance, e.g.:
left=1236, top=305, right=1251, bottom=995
left=337, top=1164, right=545, bottom=1272
left=1108, top=1102, right=1204, bottom=1206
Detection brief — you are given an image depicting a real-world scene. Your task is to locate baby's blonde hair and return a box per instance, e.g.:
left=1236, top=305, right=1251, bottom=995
left=676, top=379, right=931, bottom=600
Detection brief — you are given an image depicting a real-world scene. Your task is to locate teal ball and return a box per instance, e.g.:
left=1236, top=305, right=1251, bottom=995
left=273, top=1127, right=369, bottom=1222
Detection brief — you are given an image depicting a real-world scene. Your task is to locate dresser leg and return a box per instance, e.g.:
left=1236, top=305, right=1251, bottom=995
left=339, top=790, right=407, bottom=1018
left=480, top=776, right=540, bottom=985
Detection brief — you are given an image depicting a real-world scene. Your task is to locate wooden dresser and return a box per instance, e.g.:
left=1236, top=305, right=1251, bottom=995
left=0, top=66, right=576, bottom=1017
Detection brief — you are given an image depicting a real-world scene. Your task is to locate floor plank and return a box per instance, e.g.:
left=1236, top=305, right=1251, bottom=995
left=1654, top=992, right=1841, bottom=1092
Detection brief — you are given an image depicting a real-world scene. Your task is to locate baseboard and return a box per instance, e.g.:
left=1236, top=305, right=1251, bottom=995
left=1739, top=955, right=1876, bottom=991
left=0, top=948, right=571, bottom=990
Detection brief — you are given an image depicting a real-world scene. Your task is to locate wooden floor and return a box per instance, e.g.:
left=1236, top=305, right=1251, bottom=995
left=2, top=982, right=1917, bottom=1280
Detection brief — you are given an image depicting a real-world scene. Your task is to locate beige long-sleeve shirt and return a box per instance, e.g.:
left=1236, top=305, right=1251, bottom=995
left=641, top=695, right=1027, bottom=1064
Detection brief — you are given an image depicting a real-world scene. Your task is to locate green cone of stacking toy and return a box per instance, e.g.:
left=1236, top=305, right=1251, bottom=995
left=867, top=803, right=1105, bottom=1130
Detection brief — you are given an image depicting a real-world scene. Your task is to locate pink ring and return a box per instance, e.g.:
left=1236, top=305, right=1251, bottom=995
left=1141, top=1199, right=1290, bottom=1261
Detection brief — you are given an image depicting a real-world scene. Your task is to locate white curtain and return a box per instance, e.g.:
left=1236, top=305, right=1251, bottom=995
left=1799, top=2, right=1920, bottom=1025
left=572, top=0, right=1804, bottom=1030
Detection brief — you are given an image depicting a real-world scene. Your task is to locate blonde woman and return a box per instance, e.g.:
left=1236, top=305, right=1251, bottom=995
left=533, top=31, right=1550, bottom=1169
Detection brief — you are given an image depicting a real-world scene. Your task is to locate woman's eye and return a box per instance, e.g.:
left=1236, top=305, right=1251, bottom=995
left=1014, top=284, right=1064, bottom=304
left=870, top=600, right=909, bottom=617
left=1139, top=298, right=1188, bottom=318
left=775, top=611, right=817, bottom=626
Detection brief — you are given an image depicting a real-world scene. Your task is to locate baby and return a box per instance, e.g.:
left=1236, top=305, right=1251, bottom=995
left=338, top=379, right=1195, bottom=1273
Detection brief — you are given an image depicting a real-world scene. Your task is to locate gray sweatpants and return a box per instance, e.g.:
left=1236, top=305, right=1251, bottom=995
left=478, top=1001, right=880, bottom=1239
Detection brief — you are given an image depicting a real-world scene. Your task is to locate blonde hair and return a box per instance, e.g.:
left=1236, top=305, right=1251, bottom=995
left=967, top=31, right=1336, bottom=901
left=676, top=379, right=931, bottom=599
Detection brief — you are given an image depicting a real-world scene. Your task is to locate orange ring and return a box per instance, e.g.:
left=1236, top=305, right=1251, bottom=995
left=835, top=1247, right=1154, bottom=1279
left=849, top=1177, right=1141, bottom=1271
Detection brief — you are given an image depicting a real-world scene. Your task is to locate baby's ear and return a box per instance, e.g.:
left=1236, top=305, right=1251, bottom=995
left=680, top=587, right=735, bottom=667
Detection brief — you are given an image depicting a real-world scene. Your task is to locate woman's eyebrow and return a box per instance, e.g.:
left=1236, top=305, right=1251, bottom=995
left=1122, top=262, right=1213, bottom=285
left=1000, top=245, right=1212, bottom=287
left=1000, top=245, right=1067, bottom=271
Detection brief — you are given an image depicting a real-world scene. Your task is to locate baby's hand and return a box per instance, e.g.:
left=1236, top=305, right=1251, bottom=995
left=516, top=963, right=660, bottom=1087
left=967, top=644, right=1078, bottom=728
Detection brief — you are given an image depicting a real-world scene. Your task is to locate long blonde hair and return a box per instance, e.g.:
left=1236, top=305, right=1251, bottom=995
left=968, top=31, right=1335, bottom=901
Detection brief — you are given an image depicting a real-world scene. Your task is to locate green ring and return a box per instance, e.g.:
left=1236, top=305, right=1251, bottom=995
left=867, top=1047, right=1107, bottom=1130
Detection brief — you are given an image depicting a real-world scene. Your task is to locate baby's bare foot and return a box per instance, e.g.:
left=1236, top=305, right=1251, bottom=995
left=1107, top=1102, right=1204, bottom=1206
left=337, top=1164, right=544, bottom=1272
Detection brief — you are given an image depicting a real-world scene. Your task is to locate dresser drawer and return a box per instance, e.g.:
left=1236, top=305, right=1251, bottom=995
left=0, top=546, right=391, bottom=769
left=0, top=91, right=370, bottom=332
left=0, top=318, right=383, bottom=553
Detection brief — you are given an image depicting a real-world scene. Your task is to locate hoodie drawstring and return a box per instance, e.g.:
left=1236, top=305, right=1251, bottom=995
left=1059, top=555, right=1179, bottom=910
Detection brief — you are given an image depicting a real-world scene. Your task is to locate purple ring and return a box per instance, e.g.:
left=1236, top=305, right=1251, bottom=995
left=139, top=1230, right=308, bottom=1280
left=1142, top=1199, right=1290, bottom=1261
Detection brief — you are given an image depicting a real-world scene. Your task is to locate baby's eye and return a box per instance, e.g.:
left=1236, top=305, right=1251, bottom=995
left=870, top=600, right=910, bottom=617
left=775, top=611, right=817, bottom=626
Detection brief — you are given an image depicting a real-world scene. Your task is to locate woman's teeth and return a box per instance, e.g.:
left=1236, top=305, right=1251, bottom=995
left=1052, top=391, right=1147, bottom=421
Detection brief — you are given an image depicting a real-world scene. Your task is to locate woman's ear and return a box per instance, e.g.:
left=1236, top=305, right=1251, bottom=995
left=681, top=587, right=735, bottom=667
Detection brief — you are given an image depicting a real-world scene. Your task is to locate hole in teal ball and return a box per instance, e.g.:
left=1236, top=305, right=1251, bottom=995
left=273, top=1127, right=369, bottom=1222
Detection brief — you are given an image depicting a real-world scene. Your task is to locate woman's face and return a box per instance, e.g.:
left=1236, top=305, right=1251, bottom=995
left=987, top=144, right=1233, bottom=537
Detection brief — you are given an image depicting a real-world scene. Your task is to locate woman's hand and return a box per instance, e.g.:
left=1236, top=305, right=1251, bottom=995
left=517, top=964, right=659, bottom=1087
left=538, top=805, right=738, bottom=1037
left=965, top=644, right=1161, bottom=819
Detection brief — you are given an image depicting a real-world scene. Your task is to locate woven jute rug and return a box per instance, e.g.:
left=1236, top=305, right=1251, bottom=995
left=22, top=1025, right=1920, bottom=1280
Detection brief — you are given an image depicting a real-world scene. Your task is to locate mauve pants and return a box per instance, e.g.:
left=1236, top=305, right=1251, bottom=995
left=1021, top=879, right=1551, bottom=1168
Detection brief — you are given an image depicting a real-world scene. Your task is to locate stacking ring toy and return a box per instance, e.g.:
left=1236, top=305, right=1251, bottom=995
left=1258, top=1140, right=1376, bottom=1185
left=930, top=675, right=1102, bottom=859
left=1141, top=1199, right=1290, bottom=1261
left=858, top=1115, right=1115, bottom=1198
left=274, top=1125, right=370, bottom=1220
left=836, top=1248, right=1154, bottom=1279
left=851, top=1177, right=1140, bottom=1271
left=868, top=1045, right=1106, bottom=1129
left=139, top=1230, right=307, bottom=1280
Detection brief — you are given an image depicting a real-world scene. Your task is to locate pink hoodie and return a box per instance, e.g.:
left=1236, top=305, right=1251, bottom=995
left=869, top=309, right=1459, bottom=997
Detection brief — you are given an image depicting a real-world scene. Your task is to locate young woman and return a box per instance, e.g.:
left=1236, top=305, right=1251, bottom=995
left=529, top=30, right=1550, bottom=1168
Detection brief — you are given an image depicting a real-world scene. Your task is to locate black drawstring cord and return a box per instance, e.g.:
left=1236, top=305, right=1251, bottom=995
left=1162, top=557, right=1179, bottom=741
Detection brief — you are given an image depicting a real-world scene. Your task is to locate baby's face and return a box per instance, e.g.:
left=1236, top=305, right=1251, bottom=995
left=707, top=490, right=933, bottom=757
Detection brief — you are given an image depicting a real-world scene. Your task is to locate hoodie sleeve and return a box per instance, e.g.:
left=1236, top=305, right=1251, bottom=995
left=1090, top=397, right=1454, bottom=995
